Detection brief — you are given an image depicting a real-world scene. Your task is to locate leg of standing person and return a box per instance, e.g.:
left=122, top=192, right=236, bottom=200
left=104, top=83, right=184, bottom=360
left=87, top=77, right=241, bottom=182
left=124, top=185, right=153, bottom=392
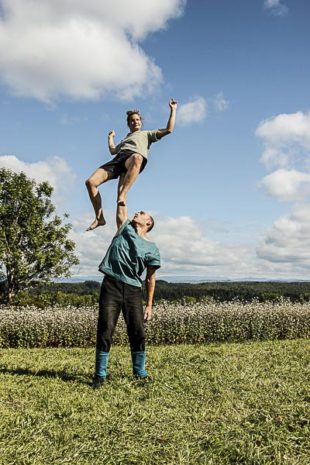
left=122, top=283, right=148, bottom=378
left=85, top=168, right=114, bottom=231
left=117, top=153, right=144, bottom=206
left=93, top=277, right=123, bottom=388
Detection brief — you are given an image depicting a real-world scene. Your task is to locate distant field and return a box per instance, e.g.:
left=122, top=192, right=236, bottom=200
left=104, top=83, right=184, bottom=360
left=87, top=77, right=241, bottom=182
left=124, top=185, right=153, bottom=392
left=1, top=301, right=310, bottom=347
left=0, top=340, right=309, bottom=464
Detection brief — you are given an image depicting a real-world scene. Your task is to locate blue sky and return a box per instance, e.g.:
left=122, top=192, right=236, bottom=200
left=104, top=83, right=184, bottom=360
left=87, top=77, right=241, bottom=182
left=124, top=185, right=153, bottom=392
left=1, top=0, right=310, bottom=281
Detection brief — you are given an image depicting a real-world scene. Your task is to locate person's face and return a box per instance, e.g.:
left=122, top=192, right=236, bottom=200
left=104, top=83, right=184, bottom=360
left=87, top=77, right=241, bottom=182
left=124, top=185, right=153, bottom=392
left=133, top=210, right=151, bottom=228
left=128, top=114, right=142, bottom=132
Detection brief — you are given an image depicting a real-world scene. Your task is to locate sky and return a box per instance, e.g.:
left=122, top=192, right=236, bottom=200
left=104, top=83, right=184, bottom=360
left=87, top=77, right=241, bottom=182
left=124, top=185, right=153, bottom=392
left=1, top=0, right=310, bottom=282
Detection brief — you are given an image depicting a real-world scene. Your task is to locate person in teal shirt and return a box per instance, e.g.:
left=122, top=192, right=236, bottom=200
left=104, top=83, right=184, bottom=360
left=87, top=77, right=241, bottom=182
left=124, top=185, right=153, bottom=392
left=93, top=201, right=161, bottom=388
left=85, top=99, right=177, bottom=231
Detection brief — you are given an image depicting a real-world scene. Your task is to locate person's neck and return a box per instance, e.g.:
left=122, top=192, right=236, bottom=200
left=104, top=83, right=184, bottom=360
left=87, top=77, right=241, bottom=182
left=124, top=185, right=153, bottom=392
left=132, top=222, right=147, bottom=238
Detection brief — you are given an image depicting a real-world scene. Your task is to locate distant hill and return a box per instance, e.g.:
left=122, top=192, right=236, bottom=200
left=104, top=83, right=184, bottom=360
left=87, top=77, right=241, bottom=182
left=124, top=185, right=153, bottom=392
left=17, top=280, right=310, bottom=303
left=2, top=279, right=310, bottom=305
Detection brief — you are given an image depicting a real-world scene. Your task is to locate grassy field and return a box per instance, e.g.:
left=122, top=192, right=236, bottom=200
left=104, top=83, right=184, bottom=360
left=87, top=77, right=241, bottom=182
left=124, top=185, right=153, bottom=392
left=0, top=340, right=309, bottom=465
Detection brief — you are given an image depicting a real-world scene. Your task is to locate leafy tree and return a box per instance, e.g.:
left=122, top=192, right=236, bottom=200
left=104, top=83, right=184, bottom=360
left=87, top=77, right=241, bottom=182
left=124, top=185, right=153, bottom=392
left=0, top=168, right=79, bottom=303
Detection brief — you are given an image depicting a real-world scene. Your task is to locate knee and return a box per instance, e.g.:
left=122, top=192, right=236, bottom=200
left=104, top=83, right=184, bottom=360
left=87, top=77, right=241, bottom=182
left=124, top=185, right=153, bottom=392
left=131, top=154, right=143, bottom=167
left=85, top=177, right=95, bottom=189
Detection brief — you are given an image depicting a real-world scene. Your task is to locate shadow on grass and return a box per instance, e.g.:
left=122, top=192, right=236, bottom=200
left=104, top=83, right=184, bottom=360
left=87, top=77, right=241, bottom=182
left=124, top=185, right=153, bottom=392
left=0, top=366, right=91, bottom=385
left=0, top=367, right=156, bottom=390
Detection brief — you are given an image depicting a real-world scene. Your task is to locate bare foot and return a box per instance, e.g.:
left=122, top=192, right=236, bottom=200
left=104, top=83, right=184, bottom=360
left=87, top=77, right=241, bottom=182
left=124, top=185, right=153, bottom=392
left=86, top=216, right=106, bottom=231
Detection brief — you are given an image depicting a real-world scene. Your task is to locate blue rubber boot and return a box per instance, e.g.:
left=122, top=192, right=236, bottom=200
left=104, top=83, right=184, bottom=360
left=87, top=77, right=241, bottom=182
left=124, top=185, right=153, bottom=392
left=93, top=350, right=109, bottom=388
left=131, top=351, right=148, bottom=378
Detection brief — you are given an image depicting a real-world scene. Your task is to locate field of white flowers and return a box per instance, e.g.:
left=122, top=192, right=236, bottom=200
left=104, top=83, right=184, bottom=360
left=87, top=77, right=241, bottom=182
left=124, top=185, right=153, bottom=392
left=1, top=300, right=310, bottom=348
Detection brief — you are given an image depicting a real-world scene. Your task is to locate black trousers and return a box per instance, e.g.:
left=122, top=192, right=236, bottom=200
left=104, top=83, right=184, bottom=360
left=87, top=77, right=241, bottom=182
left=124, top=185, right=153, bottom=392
left=96, top=275, right=145, bottom=352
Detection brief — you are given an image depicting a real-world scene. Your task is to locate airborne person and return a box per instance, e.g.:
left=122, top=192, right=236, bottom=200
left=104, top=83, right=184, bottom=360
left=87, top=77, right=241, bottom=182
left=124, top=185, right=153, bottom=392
left=85, top=99, right=177, bottom=231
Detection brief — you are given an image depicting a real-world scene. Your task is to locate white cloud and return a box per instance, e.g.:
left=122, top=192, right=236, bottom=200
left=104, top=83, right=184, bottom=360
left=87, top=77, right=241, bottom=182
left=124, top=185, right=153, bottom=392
left=0, top=0, right=185, bottom=102
left=264, top=0, right=288, bottom=16
left=260, top=169, right=310, bottom=202
left=71, top=211, right=310, bottom=281
left=214, top=92, right=229, bottom=112
left=153, top=216, right=240, bottom=268
left=256, top=111, right=310, bottom=201
left=177, top=97, right=207, bottom=127
left=0, top=155, right=76, bottom=204
left=256, top=112, right=310, bottom=157
left=257, top=205, right=310, bottom=267
left=256, top=111, right=310, bottom=269
left=69, top=212, right=117, bottom=278
left=70, top=213, right=255, bottom=279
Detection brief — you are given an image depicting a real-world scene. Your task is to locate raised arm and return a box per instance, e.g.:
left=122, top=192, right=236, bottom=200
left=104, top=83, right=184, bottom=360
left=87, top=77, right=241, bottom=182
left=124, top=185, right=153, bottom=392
left=156, top=99, right=178, bottom=140
left=116, top=200, right=128, bottom=231
left=108, top=130, right=118, bottom=155
left=144, top=266, right=157, bottom=322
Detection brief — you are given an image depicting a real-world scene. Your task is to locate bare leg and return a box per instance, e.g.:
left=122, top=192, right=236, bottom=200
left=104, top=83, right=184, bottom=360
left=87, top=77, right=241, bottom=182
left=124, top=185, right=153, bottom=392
left=117, top=153, right=143, bottom=206
left=117, top=173, right=126, bottom=224
left=85, top=168, right=112, bottom=231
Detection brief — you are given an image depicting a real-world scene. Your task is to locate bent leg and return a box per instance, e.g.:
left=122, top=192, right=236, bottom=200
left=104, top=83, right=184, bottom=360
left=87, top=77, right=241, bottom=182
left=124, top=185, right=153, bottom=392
left=85, top=168, right=112, bottom=231
left=117, top=153, right=143, bottom=206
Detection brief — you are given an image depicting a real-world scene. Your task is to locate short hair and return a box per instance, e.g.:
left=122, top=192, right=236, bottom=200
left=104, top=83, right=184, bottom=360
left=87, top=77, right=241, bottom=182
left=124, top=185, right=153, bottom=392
left=147, top=215, right=155, bottom=232
left=126, top=110, right=143, bottom=127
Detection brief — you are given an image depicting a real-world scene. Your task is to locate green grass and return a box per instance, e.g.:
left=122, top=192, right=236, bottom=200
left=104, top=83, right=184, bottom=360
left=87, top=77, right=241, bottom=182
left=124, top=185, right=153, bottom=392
left=0, top=340, right=309, bottom=465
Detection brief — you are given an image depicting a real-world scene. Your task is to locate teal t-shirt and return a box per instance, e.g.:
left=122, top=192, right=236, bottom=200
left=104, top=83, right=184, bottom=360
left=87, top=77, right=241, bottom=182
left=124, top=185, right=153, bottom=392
left=99, top=220, right=161, bottom=287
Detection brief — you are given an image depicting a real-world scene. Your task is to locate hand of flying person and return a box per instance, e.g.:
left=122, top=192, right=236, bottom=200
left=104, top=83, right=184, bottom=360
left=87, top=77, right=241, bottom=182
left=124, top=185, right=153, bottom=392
left=169, top=98, right=178, bottom=110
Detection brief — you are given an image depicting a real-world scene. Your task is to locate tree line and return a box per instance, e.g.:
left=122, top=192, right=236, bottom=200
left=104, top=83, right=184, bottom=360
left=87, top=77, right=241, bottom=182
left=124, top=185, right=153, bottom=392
left=2, top=279, right=310, bottom=307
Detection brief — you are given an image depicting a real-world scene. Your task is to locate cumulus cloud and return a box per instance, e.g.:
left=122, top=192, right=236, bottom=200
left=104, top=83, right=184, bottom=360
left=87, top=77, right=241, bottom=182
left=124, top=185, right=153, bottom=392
left=0, top=0, right=185, bottom=102
left=69, top=212, right=116, bottom=278
left=71, top=211, right=310, bottom=281
left=256, top=111, right=310, bottom=269
left=0, top=154, right=76, bottom=204
left=214, top=92, right=229, bottom=112
left=256, top=112, right=310, bottom=165
left=257, top=205, right=310, bottom=267
left=260, top=169, right=310, bottom=202
left=153, top=216, right=239, bottom=268
left=70, top=213, right=252, bottom=279
left=256, top=110, right=310, bottom=205
left=264, top=0, right=288, bottom=16
left=177, top=97, right=207, bottom=127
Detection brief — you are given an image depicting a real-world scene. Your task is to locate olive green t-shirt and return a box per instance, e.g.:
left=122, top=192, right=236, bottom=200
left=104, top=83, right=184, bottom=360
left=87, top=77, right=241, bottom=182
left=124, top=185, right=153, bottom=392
left=99, top=220, right=161, bottom=287
left=115, top=130, right=158, bottom=160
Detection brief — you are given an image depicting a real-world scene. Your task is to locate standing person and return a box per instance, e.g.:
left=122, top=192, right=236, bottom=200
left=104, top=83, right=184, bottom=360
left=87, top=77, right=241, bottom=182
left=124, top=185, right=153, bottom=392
left=85, top=99, right=177, bottom=231
left=92, top=201, right=161, bottom=388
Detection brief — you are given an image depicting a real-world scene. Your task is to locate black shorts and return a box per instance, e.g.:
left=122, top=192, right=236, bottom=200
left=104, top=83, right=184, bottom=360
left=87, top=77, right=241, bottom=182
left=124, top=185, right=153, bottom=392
left=99, top=151, right=147, bottom=180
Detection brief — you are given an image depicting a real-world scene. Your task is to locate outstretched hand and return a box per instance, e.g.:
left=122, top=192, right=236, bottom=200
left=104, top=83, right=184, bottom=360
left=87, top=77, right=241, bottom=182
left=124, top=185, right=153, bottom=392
left=169, top=98, right=178, bottom=110
left=108, top=130, right=116, bottom=137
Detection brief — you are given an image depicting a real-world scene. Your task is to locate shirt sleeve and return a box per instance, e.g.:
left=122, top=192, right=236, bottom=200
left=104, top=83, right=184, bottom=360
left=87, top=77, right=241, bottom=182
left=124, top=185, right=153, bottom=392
left=147, top=130, right=159, bottom=144
left=115, top=142, right=121, bottom=153
left=145, top=246, right=161, bottom=269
